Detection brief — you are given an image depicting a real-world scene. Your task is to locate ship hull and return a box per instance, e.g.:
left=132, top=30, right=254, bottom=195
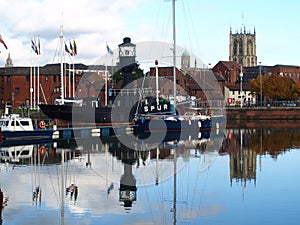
left=133, top=116, right=212, bottom=135
left=39, top=104, right=133, bottom=124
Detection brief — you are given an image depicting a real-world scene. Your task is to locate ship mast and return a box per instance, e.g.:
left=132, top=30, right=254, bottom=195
left=172, top=0, right=176, bottom=115
left=59, top=25, right=65, bottom=105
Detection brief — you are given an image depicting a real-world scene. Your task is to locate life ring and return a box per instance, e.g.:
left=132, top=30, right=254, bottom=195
left=39, top=120, right=46, bottom=129
left=39, top=146, right=46, bottom=155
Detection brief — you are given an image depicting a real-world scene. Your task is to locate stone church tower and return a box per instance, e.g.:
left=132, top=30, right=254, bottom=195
left=229, top=26, right=257, bottom=67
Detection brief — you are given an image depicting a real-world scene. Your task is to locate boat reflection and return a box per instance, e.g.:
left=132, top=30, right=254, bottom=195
left=0, top=126, right=299, bottom=224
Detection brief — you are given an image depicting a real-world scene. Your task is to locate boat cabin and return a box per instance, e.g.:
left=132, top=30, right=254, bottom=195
left=0, top=114, right=34, bottom=132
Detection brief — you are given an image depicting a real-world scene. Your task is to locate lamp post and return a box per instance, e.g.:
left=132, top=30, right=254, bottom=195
left=240, top=66, right=243, bottom=108
left=259, top=62, right=262, bottom=107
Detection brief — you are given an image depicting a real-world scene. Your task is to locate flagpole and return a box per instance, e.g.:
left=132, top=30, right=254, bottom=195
left=30, top=49, right=33, bottom=109
left=72, top=40, right=76, bottom=98
left=60, top=25, right=65, bottom=104
left=68, top=62, right=71, bottom=98
left=106, top=43, right=113, bottom=103
left=73, top=61, right=75, bottom=97
left=33, top=52, right=36, bottom=109
left=105, top=54, right=108, bottom=106
left=37, top=39, right=40, bottom=110
left=37, top=55, right=40, bottom=109
left=111, top=58, right=114, bottom=87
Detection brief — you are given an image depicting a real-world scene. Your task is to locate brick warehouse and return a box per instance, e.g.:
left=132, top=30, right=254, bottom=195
left=0, top=62, right=107, bottom=108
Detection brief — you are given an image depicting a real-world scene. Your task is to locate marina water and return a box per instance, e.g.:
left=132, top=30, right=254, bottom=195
left=1, top=125, right=300, bottom=225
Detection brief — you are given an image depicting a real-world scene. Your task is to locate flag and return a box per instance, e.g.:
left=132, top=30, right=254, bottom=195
left=37, top=38, right=41, bottom=55
left=0, top=35, right=8, bottom=49
left=31, top=39, right=40, bottom=55
left=69, top=41, right=73, bottom=56
left=106, top=44, right=113, bottom=55
left=31, top=39, right=37, bottom=54
left=73, top=40, right=77, bottom=56
left=65, top=43, right=71, bottom=55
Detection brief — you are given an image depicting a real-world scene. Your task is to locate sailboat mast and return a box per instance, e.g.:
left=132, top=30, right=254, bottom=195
left=60, top=25, right=65, bottom=105
left=155, top=60, right=159, bottom=105
left=172, top=0, right=176, bottom=114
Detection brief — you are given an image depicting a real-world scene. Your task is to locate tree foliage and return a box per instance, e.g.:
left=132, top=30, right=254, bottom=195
left=250, top=73, right=299, bottom=101
left=113, top=63, right=144, bottom=88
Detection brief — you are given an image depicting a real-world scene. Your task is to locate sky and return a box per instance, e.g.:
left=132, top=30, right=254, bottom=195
left=0, top=0, right=300, bottom=70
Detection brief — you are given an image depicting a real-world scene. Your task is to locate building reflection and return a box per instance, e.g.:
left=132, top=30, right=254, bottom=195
left=3, top=126, right=299, bottom=215
left=222, top=127, right=300, bottom=187
left=229, top=143, right=257, bottom=186
left=225, top=129, right=259, bottom=187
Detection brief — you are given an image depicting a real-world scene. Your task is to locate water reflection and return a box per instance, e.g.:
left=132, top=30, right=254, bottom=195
left=0, top=126, right=300, bottom=224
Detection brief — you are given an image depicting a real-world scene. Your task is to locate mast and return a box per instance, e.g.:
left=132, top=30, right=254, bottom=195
left=61, top=149, right=65, bottom=225
left=172, top=0, right=176, bottom=115
left=155, top=60, right=159, bottom=105
left=60, top=25, right=65, bottom=104
left=173, top=142, right=177, bottom=225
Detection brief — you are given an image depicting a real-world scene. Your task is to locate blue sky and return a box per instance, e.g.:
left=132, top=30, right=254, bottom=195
left=0, top=0, right=299, bottom=68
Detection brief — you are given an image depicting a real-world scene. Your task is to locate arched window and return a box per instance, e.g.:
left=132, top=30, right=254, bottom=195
left=247, top=40, right=253, bottom=55
left=233, top=40, right=238, bottom=55
left=239, top=39, right=243, bottom=55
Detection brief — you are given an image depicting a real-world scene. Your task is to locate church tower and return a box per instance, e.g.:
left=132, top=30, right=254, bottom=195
left=181, top=50, right=190, bottom=69
left=229, top=26, right=257, bottom=67
left=5, top=53, right=13, bottom=67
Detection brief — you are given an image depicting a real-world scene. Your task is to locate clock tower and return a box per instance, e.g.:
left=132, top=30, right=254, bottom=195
left=118, top=37, right=136, bottom=87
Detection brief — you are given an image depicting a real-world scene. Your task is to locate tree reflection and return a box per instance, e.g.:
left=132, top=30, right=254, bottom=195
left=222, top=127, right=300, bottom=187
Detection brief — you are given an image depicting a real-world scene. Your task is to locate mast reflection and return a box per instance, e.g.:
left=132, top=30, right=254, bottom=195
left=223, top=127, right=300, bottom=187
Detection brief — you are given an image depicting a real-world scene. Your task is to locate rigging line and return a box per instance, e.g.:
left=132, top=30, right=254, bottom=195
left=151, top=1, right=163, bottom=42
left=181, top=0, right=193, bottom=52
left=31, top=151, right=34, bottom=194
left=185, top=0, right=206, bottom=64
left=47, top=165, right=60, bottom=206
left=64, top=152, right=69, bottom=187
left=150, top=155, right=167, bottom=224
left=73, top=159, right=84, bottom=184
left=52, top=33, right=60, bottom=64
left=184, top=152, right=191, bottom=214
left=192, top=167, right=210, bottom=225
left=142, top=175, right=157, bottom=225
left=160, top=3, right=171, bottom=42
left=152, top=152, right=167, bottom=225
left=56, top=162, right=63, bottom=202
left=187, top=154, right=205, bottom=225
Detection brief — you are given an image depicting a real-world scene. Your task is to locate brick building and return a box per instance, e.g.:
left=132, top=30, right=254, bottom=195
left=0, top=56, right=112, bottom=108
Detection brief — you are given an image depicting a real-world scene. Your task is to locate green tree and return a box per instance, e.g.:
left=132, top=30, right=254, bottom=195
left=113, top=63, right=144, bottom=88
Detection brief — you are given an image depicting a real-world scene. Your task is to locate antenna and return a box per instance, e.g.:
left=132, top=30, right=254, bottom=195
left=242, top=11, right=244, bottom=28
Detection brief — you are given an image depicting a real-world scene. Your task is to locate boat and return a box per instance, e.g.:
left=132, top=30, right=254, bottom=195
left=0, top=144, right=34, bottom=163
left=38, top=28, right=172, bottom=125
left=39, top=93, right=174, bottom=124
left=133, top=63, right=212, bottom=134
left=0, top=105, right=53, bottom=143
left=134, top=111, right=211, bottom=134
left=132, top=0, right=213, bottom=134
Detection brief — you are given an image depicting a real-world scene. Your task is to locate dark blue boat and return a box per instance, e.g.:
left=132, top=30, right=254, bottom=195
left=0, top=112, right=53, bottom=143
left=133, top=112, right=212, bottom=138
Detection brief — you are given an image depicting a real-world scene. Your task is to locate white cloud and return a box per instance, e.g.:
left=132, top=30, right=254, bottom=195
left=0, top=0, right=149, bottom=66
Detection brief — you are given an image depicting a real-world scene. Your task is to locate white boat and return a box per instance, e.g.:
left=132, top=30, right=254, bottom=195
left=0, top=106, right=53, bottom=144
left=0, top=144, right=34, bottom=163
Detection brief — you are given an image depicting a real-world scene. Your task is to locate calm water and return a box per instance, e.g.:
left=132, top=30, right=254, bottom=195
left=1, top=125, right=300, bottom=225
